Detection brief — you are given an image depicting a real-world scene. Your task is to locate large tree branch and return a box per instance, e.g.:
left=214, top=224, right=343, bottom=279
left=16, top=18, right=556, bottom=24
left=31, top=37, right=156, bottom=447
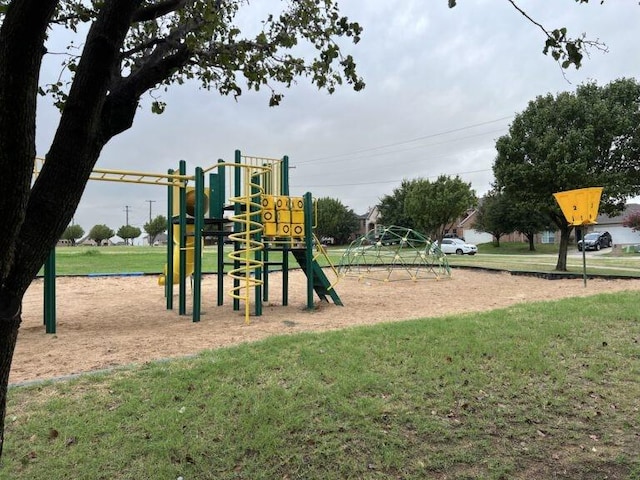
left=121, top=16, right=203, bottom=63
left=132, top=0, right=193, bottom=22
left=101, top=45, right=193, bottom=139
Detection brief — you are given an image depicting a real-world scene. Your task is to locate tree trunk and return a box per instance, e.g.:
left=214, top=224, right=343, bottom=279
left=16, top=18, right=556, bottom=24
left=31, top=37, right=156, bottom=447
left=0, top=0, right=143, bottom=461
left=0, top=1, right=57, bottom=281
left=527, top=233, right=535, bottom=251
left=0, top=294, right=22, bottom=458
left=0, top=0, right=58, bottom=461
left=555, top=224, right=572, bottom=271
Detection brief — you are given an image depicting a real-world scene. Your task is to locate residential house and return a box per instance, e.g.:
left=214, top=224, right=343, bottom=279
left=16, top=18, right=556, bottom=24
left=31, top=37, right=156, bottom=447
left=447, top=208, right=493, bottom=245
left=355, top=206, right=380, bottom=238
left=475, top=203, right=640, bottom=246
left=77, top=235, right=113, bottom=247
left=592, top=203, right=640, bottom=246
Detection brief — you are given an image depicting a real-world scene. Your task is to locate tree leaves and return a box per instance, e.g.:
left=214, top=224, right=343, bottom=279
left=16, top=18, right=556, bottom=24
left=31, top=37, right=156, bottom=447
left=315, top=197, right=359, bottom=244
left=39, top=0, right=366, bottom=113
left=493, top=78, right=640, bottom=268
left=404, top=175, right=477, bottom=240
left=450, top=0, right=610, bottom=70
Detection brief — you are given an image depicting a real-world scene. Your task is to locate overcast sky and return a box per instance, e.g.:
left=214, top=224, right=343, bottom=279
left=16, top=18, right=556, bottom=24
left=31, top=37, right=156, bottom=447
left=35, top=1, right=640, bottom=241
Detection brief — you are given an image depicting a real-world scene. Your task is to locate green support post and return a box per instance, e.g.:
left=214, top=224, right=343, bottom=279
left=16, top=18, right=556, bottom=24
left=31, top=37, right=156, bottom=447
left=215, top=160, right=226, bottom=306
left=193, top=166, right=204, bottom=322
left=166, top=169, right=174, bottom=310
left=281, top=155, right=290, bottom=306
left=232, top=150, right=241, bottom=311
left=210, top=169, right=223, bottom=306
left=43, top=248, right=56, bottom=334
left=263, top=245, right=269, bottom=302
left=304, top=192, right=315, bottom=310
left=251, top=174, right=262, bottom=316
left=178, top=160, right=187, bottom=315
left=262, top=163, right=270, bottom=303
left=281, top=155, right=289, bottom=195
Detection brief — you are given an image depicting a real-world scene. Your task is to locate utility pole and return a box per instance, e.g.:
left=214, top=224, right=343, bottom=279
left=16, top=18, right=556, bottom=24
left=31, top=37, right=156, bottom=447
left=124, top=205, right=131, bottom=226
left=145, top=200, right=156, bottom=222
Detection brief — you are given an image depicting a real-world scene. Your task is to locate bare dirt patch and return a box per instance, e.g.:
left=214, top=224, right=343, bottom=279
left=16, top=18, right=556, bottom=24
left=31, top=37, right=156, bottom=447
left=12, top=269, right=640, bottom=384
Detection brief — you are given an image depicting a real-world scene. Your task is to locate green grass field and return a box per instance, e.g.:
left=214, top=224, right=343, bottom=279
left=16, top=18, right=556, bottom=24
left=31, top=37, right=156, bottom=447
left=3, top=292, right=640, bottom=479
left=42, top=242, right=640, bottom=277
left=40, top=245, right=294, bottom=276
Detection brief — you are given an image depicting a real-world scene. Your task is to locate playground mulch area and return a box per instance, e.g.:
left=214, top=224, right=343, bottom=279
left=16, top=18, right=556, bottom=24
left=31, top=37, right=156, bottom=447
left=12, top=269, right=640, bottom=384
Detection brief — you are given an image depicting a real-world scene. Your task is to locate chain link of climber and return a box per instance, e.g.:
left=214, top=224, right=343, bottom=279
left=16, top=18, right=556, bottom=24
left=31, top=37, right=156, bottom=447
left=338, top=225, right=451, bottom=282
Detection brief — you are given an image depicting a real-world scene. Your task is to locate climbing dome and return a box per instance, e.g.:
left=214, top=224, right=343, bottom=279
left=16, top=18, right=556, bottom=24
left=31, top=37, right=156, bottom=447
left=338, top=225, right=451, bottom=282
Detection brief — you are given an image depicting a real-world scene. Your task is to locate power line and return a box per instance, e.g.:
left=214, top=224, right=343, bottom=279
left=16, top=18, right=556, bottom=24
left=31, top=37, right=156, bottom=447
left=297, top=168, right=493, bottom=189
left=295, top=115, right=513, bottom=165
left=297, top=127, right=507, bottom=168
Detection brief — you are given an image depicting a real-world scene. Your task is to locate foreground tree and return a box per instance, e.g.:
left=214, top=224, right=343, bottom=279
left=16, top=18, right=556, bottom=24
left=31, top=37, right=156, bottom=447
left=60, top=224, right=85, bottom=246
left=404, top=175, right=477, bottom=242
left=117, top=225, right=142, bottom=246
left=144, top=215, right=168, bottom=245
left=493, top=78, right=640, bottom=270
left=315, top=197, right=359, bottom=245
left=0, top=0, right=365, bottom=456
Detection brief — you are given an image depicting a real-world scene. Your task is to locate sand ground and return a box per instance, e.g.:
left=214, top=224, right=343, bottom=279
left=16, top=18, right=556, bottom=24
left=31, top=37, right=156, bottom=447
left=12, top=269, right=640, bottom=384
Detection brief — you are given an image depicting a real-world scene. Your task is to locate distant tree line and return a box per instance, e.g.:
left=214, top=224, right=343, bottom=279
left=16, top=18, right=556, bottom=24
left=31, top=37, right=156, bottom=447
left=58, top=215, right=167, bottom=246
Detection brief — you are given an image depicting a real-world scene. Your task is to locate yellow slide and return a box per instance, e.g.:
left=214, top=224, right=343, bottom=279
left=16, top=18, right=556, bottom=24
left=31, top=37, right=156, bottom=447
left=158, top=224, right=195, bottom=285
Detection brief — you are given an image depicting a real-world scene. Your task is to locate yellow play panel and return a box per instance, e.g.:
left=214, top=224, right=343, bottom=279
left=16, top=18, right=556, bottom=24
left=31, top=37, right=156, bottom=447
left=553, top=187, right=603, bottom=226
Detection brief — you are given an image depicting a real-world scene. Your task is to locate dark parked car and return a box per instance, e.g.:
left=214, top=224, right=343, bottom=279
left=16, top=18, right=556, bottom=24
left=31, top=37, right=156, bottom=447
left=577, top=231, right=612, bottom=251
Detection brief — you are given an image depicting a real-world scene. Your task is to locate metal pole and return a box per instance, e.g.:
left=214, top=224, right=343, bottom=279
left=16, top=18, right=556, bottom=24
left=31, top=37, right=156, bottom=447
left=146, top=200, right=155, bottom=222
left=193, top=167, right=204, bottom=322
left=43, top=248, right=56, bottom=334
left=233, top=150, right=241, bottom=311
left=304, top=192, right=315, bottom=310
left=252, top=174, right=262, bottom=316
left=166, top=169, right=174, bottom=309
left=581, top=225, right=587, bottom=288
left=281, top=155, right=290, bottom=306
left=178, top=160, right=187, bottom=315
left=216, top=160, right=226, bottom=306
left=146, top=200, right=156, bottom=244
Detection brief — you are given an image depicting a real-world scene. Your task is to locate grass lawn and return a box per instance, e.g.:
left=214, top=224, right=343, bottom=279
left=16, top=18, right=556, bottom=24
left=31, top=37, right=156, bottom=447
left=477, top=242, right=560, bottom=255
left=446, top=243, right=640, bottom=277
left=45, top=243, right=640, bottom=278
left=3, top=292, right=640, bottom=479
left=40, top=246, right=294, bottom=276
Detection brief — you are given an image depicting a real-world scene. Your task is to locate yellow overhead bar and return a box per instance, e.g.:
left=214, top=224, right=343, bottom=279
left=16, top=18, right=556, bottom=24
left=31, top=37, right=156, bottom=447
left=89, top=168, right=191, bottom=187
left=33, top=156, right=191, bottom=187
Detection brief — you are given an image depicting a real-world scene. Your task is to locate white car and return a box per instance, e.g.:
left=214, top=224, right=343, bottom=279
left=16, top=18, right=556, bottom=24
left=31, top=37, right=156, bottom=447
left=437, top=238, right=478, bottom=255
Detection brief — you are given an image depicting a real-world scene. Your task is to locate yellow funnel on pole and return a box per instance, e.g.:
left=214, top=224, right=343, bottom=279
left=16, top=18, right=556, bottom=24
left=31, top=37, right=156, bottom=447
left=553, top=187, right=603, bottom=226
left=553, top=187, right=603, bottom=288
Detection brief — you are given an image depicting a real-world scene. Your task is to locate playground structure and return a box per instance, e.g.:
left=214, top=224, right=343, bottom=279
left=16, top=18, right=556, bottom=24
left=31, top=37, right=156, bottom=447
left=36, top=150, right=343, bottom=333
left=338, top=225, right=451, bottom=282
